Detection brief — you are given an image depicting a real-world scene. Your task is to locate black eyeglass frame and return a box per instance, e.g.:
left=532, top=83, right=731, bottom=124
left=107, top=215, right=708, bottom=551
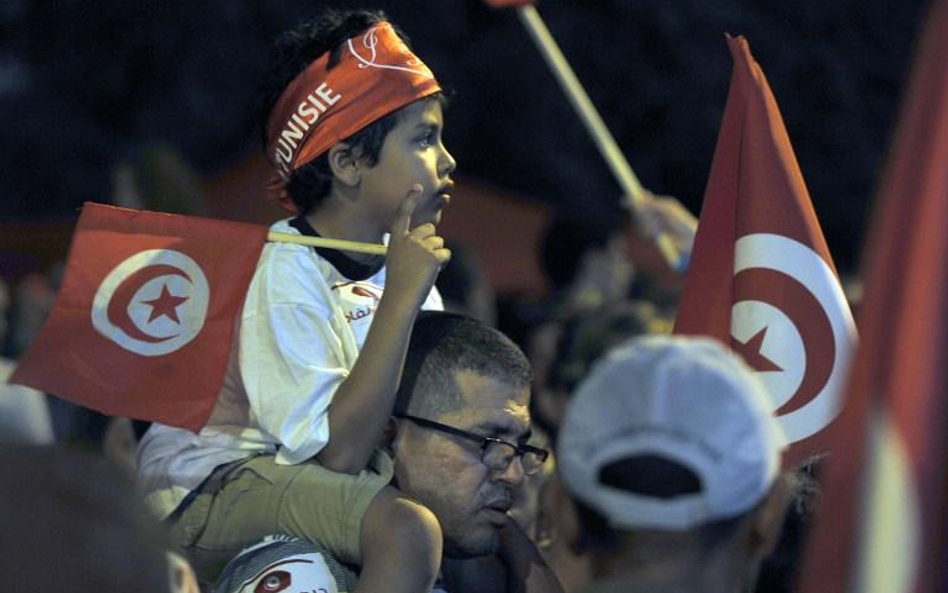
left=395, top=413, right=549, bottom=474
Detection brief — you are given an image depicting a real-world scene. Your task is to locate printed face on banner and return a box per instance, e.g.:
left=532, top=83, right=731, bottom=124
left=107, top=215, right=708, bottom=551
left=231, top=552, right=339, bottom=593
left=91, top=249, right=210, bottom=356
left=729, top=233, right=856, bottom=443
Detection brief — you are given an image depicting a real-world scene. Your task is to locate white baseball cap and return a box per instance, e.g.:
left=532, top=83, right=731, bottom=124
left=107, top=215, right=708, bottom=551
left=558, top=335, right=787, bottom=531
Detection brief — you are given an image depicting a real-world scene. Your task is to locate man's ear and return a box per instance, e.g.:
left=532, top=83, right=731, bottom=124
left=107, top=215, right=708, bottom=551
left=747, top=472, right=796, bottom=559
left=327, top=142, right=362, bottom=187
left=378, top=417, right=399, bottom=454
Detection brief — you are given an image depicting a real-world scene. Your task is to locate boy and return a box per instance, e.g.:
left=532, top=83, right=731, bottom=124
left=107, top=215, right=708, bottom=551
left=137, top=9, right=455, bottom=592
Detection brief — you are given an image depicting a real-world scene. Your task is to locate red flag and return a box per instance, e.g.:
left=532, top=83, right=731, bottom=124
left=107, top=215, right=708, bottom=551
left=797, top=1, right=948, bottom=591
left=9, top=203, right=267, bottom=432
left=673, top=36, right=857, bottom=466
left=482, top=0, right=535, bottom=7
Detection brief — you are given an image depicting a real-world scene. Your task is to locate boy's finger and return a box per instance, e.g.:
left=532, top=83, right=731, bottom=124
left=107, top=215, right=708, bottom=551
left=435, top=247, right=452, bottom=265
left=394, top=184, right=424, bottom=235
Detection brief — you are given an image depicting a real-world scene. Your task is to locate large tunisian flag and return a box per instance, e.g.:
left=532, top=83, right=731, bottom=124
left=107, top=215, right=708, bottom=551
left=797, top=1, right=948, bottom=591
left=10, top=203, right=267, bottom=432
left=674, top=36, right=856, bottom=466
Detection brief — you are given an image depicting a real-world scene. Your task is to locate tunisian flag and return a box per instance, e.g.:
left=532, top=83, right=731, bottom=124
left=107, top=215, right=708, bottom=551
left=797, top=1, right=948, bottom=591
left=10, top=203, right=267, bottom=432
left=674, top=36, right=856, bottom=466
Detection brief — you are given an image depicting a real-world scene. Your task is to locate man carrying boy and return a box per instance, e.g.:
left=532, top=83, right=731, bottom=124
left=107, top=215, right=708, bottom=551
left=138, top=9, right=456, bottom=592
left=214, top=312, right=564, bottom=593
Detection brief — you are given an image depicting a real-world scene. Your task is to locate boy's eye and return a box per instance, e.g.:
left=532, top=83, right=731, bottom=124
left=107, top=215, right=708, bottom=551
left=417, top=131, right=436, bottom=147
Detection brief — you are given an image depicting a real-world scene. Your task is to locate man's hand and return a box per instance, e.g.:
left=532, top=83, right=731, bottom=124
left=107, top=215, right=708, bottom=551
left=630, top=191, right=697, bottom=272
left=496, top=516, right=566, bottom=593
left=441, top=517, right=565, bottom=593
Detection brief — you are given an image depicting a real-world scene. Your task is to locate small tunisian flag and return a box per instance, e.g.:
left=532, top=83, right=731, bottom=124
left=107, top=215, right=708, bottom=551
left=10, top=202, right=267, bottom=432
left=674, top=36, right=856, bottom=466
left=797, top=1, right=948, bottom=591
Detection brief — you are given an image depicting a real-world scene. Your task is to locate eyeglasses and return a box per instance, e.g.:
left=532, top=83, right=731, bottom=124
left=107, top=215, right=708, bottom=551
left=395, top=413, right=549, bottom=475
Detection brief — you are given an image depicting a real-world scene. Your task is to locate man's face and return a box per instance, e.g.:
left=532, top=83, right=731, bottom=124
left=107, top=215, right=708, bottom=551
left=356, top=97, right=456, bottom=235
left=393, top=369, right=532, bottom=558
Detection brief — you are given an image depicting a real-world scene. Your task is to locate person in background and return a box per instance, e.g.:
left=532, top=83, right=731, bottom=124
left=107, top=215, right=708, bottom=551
left=0, top=445, right=195, bottom=593
left=557, top=335, right=794, bottom=593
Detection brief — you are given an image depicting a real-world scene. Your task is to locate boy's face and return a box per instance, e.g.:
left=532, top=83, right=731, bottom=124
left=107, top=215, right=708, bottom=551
left=357, top=98, right=456, bottom=232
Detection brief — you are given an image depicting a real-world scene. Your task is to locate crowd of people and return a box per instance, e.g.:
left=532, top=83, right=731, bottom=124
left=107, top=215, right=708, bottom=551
left=2, top=7, right=827, bottom=592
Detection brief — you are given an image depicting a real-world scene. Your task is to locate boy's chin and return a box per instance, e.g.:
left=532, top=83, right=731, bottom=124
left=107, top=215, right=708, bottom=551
left=412, top=210, right=441, bottom=228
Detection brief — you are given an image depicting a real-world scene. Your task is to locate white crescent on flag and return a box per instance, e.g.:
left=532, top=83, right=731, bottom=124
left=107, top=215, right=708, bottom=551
left=91, top=249, right=210, bottom=356
left=730, top=233, right=856, bottom=442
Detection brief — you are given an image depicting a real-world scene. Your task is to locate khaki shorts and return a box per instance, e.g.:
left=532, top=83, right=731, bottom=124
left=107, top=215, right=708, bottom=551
left=171, top=450, right=392, bottom=582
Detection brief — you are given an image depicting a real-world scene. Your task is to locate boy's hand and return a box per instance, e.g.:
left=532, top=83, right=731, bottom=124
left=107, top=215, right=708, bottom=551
left=384, top=184, right=452, bottom=306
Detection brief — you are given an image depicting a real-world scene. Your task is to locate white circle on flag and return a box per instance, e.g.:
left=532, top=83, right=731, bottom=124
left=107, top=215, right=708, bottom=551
left=91, top=249, right=210, bottom=356
left=732, top=233, right=856, bottom=443
left=731, top=300, right=805, bottom=410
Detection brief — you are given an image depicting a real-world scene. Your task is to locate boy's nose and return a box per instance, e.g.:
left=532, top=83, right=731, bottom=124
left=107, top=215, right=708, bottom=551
left=439, top=144, right=457, bottom=177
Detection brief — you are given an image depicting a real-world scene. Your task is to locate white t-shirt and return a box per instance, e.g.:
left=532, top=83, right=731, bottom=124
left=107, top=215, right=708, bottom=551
left=137, top=218, right=442, bottom=517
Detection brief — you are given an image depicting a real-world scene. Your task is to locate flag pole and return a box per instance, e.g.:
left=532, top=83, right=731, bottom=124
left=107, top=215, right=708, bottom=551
left=515, top=4, right=683, bottom=269
left=267, top=232, right=387, bottom=255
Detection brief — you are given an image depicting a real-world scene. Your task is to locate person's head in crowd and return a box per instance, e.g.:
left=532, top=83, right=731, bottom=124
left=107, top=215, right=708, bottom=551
left=531, top=300, right=670, bottom=442
left=390, top=311, right=547, bottom=559
left=557, top=335, right=794, bottom=593
left=540, top=216, right=615, bottom=294
left=436, top=240, right=497, bottom=326
left=754, top=454, right=826, bottom=593
left=215, top=536, right=357, bottom=593
left=0, top=445, right=173, bottom=592
left=256, top=8, right=454, bottom=226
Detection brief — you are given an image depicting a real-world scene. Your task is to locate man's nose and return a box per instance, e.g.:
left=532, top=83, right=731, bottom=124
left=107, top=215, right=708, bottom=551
left=494, top=456, right=525, bottom=487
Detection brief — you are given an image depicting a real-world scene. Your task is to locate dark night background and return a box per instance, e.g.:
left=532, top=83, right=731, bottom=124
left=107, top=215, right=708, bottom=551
left=0, top=0, right=930, bottom=274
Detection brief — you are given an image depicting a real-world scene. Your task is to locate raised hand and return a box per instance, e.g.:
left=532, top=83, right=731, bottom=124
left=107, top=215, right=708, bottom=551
left=384, top=183, right=452, bottom=306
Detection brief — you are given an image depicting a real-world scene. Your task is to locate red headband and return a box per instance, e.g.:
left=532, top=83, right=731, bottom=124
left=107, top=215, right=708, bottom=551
left=265, top=22, right=441, bottom=212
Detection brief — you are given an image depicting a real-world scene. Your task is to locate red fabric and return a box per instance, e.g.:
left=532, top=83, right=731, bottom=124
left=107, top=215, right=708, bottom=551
left=265, top=21, right=441, bottom=212
left=797, top=1, right=948, bottom=591
left=482, top=0, right=536, bottom=7
left=10, top=203, right=267, bottom=432
left=673, top=36, right=856, bottom=466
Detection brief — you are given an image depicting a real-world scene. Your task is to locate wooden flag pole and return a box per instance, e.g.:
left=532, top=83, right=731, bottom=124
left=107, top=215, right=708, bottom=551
left=267, top=231, right=387, bottom=255
left=515, top=4, right=684, bottom=270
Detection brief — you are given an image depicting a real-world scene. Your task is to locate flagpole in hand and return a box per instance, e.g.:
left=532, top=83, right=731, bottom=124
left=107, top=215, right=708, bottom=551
left=267, top=231, right=388, bottom=256
left=514, top=4, right=690, bottom=271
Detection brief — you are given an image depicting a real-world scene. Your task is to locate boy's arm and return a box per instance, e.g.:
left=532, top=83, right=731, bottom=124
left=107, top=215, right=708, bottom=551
left=316, top=188, right=450, bottom=473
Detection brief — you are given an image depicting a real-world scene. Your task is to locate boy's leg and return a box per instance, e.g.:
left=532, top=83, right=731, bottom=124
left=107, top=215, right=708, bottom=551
left=171, top=451, right=443, bottom=591
left=171, top=452, right=389, bottom=582
left=353, top=485, right=442, bottom=593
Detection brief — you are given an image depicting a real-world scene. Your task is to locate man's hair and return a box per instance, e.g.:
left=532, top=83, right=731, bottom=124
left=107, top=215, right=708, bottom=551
left=257, top=9, right=431, bottom=215
left=573, top=455, right=750, bottom=554
left=394, top=311, right=532, bottom=419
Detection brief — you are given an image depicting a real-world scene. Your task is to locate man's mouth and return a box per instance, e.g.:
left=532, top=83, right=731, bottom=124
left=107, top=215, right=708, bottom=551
left=480, top=498, right=513, bottom=526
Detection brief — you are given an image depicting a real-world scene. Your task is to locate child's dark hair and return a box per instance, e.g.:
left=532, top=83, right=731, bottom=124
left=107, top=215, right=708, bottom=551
left=257, top=9, right=409, bottom=215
